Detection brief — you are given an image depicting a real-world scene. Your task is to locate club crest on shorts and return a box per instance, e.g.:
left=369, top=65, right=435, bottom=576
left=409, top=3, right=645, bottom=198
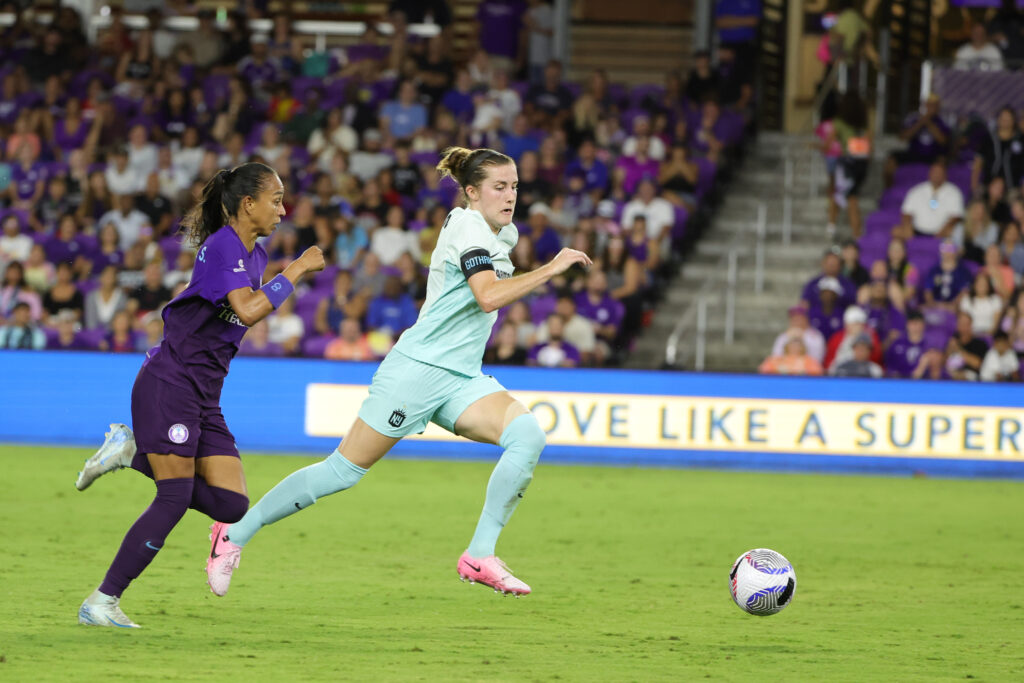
left=168, top=423, right=189, bottom=444
left=388, top=408, right=407, bottom=428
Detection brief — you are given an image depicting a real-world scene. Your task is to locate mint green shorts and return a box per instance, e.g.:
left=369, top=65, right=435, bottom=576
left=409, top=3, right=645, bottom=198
left=357, top=350, right=507, bottom=438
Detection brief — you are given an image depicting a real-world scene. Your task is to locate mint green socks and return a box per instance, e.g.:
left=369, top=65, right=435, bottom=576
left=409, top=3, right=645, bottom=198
left=467, top=413, right=546, bottom=558
left=227, top=449, right=367, bottom=547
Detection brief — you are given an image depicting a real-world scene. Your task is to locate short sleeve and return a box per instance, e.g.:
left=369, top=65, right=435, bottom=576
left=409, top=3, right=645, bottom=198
left=447, top=211, right=497, bottom=273
left=193, top=238, right=253, bottom=304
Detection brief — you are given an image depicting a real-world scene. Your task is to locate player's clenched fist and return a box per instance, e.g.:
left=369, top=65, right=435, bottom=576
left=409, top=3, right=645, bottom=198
left=298, top=246, right=326, bottom=273
left=548, top=248, right=593, bottom=275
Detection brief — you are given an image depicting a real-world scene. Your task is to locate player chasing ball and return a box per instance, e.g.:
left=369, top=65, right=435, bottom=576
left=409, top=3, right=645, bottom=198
left=204, top=147, right=592, bottom=599
left=75, top=163, right=325, bottom=627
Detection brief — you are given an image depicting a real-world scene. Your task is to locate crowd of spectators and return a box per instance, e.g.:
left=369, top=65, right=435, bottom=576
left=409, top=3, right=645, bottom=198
left=0, top=3, right=753, bottom=367
left=778, top=73, right=1024, bottom=382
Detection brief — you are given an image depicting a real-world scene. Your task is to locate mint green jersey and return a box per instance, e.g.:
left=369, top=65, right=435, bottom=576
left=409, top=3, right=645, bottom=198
left=392, top=208, right=517, bottom=377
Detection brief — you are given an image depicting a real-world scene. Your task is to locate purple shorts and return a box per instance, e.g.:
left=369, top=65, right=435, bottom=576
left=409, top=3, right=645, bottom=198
left=129, top=367, right=239, bottom=474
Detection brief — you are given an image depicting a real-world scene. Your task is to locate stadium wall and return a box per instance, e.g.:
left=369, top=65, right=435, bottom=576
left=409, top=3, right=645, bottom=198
left=3, top=350, right=1024, bottom=479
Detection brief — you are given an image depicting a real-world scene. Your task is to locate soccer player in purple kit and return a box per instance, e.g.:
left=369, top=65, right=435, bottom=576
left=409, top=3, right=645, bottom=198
left=75, top=162, right=325, bottom=628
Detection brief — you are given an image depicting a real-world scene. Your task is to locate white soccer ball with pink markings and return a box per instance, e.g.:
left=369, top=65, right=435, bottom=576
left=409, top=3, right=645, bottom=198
left=729, top=548, right=797, bottom=616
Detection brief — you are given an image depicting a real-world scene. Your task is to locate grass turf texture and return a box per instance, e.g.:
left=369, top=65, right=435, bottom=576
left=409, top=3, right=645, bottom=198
left=1, top=445, right=1023, bottom=681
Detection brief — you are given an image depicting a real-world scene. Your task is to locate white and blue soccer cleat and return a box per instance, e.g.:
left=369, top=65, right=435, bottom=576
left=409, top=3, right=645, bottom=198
left=78, top=589, right=141, bottom=628
left=76, top=424, right=136, bottom=491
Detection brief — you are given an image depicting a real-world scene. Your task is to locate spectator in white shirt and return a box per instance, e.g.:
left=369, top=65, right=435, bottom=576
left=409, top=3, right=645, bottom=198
left=171, top=126, right=204, bottom=181
left=254, top=124, right=288, bottom=165
left=307, top=108, right=359, bottom=172
left=489, top=69, right=522, bottom=132
left=959, top=272, right=1004, bottom=335
left=535, top=294, right=598, bottom=365
left=127, top=124, right=159, bottom=180
left=349, top=129, right=394, bottom=182
left=980, top=331, right=1020, bottom=381
left=621, top=179, right=675, bottom=255
left=99, top=194, right=152, bottom=250
left=105, top=147, right=142, bottom=197
left=621, top=115, right=667, bottom=161
left=156, top=146, right=192, bottom=204
left=772, top=305, right=827, bottom=363
left=893, top=158, right=964, bottom=240
left=369, top=206, right=419, bottom=266
left=267, top=295, right=305, bottom=355
left=0, top=213, right=32, bottom=265
left=955, top=24, right=1004, bottom=71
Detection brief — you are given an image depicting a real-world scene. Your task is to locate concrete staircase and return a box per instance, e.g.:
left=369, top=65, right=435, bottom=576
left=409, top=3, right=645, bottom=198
left=627, top=132, right=884, bottom=372
left=568, top=23, right=692, bottom=87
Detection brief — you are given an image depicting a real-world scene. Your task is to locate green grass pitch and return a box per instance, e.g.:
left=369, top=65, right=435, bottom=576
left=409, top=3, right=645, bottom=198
left=2, top=444, right=1023, bottom=681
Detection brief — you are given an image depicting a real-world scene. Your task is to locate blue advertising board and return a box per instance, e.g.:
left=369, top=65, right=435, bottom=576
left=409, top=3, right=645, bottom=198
left=2, top=350, right=1023, bottom=478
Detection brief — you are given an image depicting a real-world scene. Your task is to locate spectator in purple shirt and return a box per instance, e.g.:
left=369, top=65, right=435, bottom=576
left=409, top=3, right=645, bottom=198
left=564, top=139, right=609, bottom=195
left=366, top=276, right=419, bottom=337
left=863, top=278, right=906, bottom=350
left=47, top=308, right=93, bottom=351
left=525, top=60, right=573, bottom=128
left=575, top=269, right=625, bottom=349
left=885, top=310, right=927, bottom=378
left=808, top=277, right=846, bottom=342
left=924, top=241, right=973, bottom=312
left=528, top=313, right=580, bottom=367
left=237, top=34, right=279, bottom=100
left=801, top=249, right=857, bottom=309
left=885, top=94, right=950, bottom=186
left=441, top=70, right=476, bottom=123
left=476, top=0, right=526, bottom=69
left=527, top=203, right=562, bottom=263
left=615, top=138, right=660, bottom=195
left=8, top=143, right=45, bottom=209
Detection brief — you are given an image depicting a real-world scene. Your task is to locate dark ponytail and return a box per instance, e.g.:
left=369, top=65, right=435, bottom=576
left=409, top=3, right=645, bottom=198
left=436, top=146, right=513, bottom=205
left=180, top=162, right=278, bottom=247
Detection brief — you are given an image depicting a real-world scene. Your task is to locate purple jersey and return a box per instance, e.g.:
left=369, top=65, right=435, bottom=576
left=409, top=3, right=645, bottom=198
left=809, top=305, right=844, bottom=342
left=53, top=118, right=91, bottom=152
left=885, top=334, right=926, bottom=378
left=565, top=158, right=609, bottom=192
left=926, top=263, right=972, bottom=303
left=11, top=162, right=44, bottom=200
left=144, top=226, right=268, bottom=401
left=866, top=303, right=906, bottom=342
left=903, top=112, right=950, bottom=161
left=477, top=0, right=526, bottom=58
left=802, top=274, right=856, bottom=308
left=575, top=292, right=624, bottom=330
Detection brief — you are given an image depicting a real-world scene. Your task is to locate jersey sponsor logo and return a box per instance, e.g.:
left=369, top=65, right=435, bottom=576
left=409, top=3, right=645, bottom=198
left=217, top=304, right=249, bottom=327
left=496, top=268, right=512, bottom=280
left=388, top=408, right=407, bottom=428
left=233, top=259, right=246, bottom=273
left=168, top=423, right=190, bottom=444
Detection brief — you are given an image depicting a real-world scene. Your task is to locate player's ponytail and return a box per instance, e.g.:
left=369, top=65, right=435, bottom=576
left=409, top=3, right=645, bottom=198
left=436, top=146, right=513, bottom=205
left=180, top=162, right=277, bottom=247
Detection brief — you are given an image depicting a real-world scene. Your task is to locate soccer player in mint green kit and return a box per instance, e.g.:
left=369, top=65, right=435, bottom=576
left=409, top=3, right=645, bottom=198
left=207, top=146, right=592, bottom=596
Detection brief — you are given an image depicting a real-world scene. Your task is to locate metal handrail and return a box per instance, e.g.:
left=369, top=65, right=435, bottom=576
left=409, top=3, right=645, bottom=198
left=664, top=201, right=767, bottom=369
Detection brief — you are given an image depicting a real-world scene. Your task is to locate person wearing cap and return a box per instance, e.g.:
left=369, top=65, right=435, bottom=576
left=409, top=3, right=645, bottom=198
left=885, top=310, right=928, bottom=378
left=885, top=94, right=950, bottom=187
left=924, top=240, right=973, bottom=312
left=830, top=333, right=883, bottom=378
left=808, top=276, right=846, bottom=341
left=824, top=304, right=882, bottom=370
left=759, top=337, right=824, bottom=376
left=947, top=311, right=989, bottom=380
left=894, top=157, right=964, bottom=240
left=801, top=249, right=856, bottom=309
left=772, top=305, right=826, bottom=363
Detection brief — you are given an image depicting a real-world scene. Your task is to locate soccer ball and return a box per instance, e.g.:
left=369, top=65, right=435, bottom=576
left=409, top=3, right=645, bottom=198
left=728, top=548, right=797, bottom=616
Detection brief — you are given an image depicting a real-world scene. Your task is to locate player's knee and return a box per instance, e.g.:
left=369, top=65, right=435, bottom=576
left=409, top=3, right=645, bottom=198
left=501, top=412, right=546, bottom=470
left=312, top=450, right=367, bottom=498
left=217, top=491, right=249, bottom=523
left=154, top=477, right=195, bottom=521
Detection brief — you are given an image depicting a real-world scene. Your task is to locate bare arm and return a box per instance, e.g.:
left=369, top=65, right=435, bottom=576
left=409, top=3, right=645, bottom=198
left=226, top=247, right=325, bottom=326
left=467, top=248, right=592, bottom=313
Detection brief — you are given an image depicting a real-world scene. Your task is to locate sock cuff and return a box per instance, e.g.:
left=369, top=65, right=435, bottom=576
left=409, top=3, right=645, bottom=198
left=326, top=449, right=368, bottom=477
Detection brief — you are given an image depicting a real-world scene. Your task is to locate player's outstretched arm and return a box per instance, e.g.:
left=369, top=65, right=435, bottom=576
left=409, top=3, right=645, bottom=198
left=467, top=248, right=592, bottom=313
left=227, top=246, right=325, bottom=326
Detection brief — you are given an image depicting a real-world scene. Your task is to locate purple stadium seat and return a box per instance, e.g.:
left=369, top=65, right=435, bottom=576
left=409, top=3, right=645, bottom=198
left=858, top=232, right=890, bottom=268
left=923, top=307, right=957, bottom=334
left=607, top=83, right=628, bottom=108
left=906, top=236, right=940, bottom=275
left=630, top=84, right=664, bottom=108
left=302, top=334, right=333, bottom=358
left=291, top=76, right=321, bottom=100
left=77, top=328, right=106, bottom=349
left=202, top=74, right=231, bottom=110
left=892, top=163, right=929, bottom=188
left=924, top=327, right=951, bottom=351
left=694, top=157, right=716, bottom=198
left=864, top=209, right=900, bottom=237
left=672, top=205, right=689, bottom=240
left=878, top=187, right=907, bottom=211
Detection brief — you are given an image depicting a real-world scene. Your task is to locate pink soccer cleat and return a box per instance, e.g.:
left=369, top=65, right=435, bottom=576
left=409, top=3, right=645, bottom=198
left=457, top=552, right=531, bottom=596
left=206, top=522, right=242, bottom=596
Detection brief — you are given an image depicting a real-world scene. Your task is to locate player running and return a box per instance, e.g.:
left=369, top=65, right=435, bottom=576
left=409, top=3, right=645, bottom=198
left=206, top=147, right=592, bottom=597
left=76, top=163, right=324, bottom=627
